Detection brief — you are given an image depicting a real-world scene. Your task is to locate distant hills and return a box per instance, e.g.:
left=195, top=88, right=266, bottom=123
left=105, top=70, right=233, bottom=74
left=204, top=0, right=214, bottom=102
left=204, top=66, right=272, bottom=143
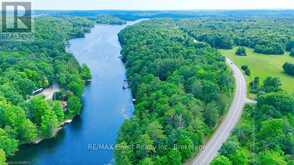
left=32, top=10, right=294, bottom=20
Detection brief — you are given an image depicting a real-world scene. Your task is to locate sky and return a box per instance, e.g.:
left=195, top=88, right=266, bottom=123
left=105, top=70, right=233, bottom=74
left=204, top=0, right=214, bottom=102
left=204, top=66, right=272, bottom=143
left=29, top=0, right=294, bottom=10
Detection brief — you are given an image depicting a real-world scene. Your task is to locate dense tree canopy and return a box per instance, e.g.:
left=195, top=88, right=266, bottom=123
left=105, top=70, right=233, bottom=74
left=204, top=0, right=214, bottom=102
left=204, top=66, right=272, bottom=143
left=2, top=12, right=293, bottom=164
left=262, top=77, right=282, bottom=93
left=96, top=15, right=126, bottom=25
left=182, top=17, right=294, bottom=164
left=216, top=91, right=294, bottom=164
left=211, top=155, right=232, bottom=165
left=115, top=19, right=233, bottom=164
left=178, top=17, right=294, bottom=55
left=0, top=16, right=94, bottom=162
left=81, top=64, right=92, bottom=81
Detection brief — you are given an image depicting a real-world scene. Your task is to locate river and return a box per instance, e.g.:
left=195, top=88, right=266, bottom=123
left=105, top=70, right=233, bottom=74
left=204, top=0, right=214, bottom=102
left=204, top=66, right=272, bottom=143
left=10, top=21, right=140, bottom=165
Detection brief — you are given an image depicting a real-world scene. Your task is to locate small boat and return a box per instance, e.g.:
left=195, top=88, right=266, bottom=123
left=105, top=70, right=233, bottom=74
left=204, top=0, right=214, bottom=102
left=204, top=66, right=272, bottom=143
left=122, top=81, right=129, bottom=90
left=32, top=88, right=44, bottom=95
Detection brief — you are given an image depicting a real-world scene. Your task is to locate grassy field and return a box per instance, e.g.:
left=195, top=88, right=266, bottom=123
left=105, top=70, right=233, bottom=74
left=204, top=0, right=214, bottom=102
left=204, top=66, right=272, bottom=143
left=220, top=47, right=294, bottom=97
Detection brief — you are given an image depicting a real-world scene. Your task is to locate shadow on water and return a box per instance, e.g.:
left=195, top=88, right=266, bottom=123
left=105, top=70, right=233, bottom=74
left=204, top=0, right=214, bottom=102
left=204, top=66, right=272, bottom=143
left=9, top=129, right=66, bottom=164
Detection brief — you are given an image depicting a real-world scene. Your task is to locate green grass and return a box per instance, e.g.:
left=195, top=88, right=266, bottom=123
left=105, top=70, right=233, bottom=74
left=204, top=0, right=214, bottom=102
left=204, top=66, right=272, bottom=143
left=220, top=47, right=294, bottom=97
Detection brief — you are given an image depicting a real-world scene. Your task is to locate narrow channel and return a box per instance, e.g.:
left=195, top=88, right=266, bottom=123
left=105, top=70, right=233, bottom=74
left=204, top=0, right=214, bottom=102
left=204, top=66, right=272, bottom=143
left=11, top=21, right=140, bottom=165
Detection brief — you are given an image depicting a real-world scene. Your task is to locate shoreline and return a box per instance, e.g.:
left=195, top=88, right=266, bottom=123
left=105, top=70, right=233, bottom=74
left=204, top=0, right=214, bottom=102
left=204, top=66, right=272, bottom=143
left=30, top=23, right=97, bottom=146
left=23, top=25, right=95, bottom=146
left=33, top=119, right=73, bottom=144
left=10, top=20, right=141, bottom=164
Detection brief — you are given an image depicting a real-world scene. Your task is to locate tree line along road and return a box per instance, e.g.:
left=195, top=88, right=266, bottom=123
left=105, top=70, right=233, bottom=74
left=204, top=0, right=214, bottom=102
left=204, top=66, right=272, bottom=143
left=188, top=58, right=249, bottom=165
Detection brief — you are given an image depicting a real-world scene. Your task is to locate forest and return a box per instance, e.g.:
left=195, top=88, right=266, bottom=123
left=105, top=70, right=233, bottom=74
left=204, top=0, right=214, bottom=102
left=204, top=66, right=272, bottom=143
left=96, top=14, right=127, bottom=25
left=115, top=19, right=234, bottom=164
left=0, top=16, right=94, bottom=163
left=1, top=10, right=294, bottom=165
left=174, top=16, right=294, bottom=164
left=212, top=90, right=294, bottom=164
left=178, top=17, right=294, bottom=55
left=177, top=16, right=294, bottom=164
left=115, top=16, right=294, bottom=165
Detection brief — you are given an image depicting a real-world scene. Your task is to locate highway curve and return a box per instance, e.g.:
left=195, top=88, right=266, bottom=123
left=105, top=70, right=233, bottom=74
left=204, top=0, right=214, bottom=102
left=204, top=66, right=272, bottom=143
left=188, top=58, right=248, bottom=165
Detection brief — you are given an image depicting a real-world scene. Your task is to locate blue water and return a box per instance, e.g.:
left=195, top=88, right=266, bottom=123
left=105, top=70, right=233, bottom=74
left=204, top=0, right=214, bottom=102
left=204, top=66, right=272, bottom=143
left=10, top=22, right=137, bottom=165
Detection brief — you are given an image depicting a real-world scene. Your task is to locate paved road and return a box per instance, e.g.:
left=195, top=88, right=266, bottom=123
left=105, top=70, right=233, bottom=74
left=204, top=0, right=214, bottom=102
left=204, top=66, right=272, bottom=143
left=188, top=58, right=248, bottom=165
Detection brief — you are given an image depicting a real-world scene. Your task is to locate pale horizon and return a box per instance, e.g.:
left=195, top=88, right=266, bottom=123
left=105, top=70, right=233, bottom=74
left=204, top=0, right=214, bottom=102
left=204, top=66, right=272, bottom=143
left=28, top=0, right=294, bottom=10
